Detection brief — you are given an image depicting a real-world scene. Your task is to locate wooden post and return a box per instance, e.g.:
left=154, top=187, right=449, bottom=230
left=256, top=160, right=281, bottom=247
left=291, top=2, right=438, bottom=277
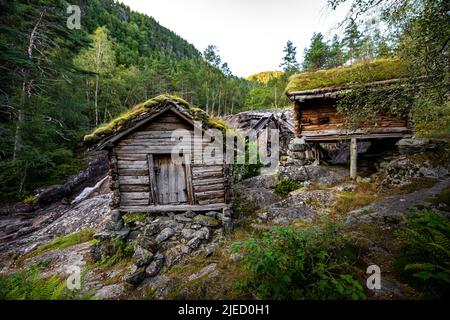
left=350, top=138, right=357, bottom=179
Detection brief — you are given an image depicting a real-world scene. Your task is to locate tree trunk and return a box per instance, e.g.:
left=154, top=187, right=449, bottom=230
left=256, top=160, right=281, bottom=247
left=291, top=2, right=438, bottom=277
left=13, top=83, right=26, bottom=159
left=14, top=11, right=45, bottom=159
left=94, top=74, right=99, bottom=126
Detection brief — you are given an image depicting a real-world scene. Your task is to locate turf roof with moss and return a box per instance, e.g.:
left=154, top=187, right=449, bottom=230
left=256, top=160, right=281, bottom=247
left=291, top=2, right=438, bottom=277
left=83, top=94, right=227, bottom=145
left=285, top=58, right=411, bottom=95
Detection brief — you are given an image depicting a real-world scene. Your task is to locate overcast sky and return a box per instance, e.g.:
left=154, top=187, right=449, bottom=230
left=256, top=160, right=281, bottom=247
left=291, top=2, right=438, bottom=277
left=119, top=0, right=350, bottom=78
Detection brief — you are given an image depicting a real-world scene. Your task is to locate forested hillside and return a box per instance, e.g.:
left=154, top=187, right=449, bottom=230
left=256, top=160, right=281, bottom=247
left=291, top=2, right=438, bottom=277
left=0, top=0, right=250, bottom=201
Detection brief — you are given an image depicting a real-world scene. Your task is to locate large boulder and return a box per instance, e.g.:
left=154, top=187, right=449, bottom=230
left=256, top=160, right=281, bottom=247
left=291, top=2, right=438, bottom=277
left=266, top=189, right=336, bottom=225
left=37, top=151, right=109, bottom=205
left=376, top=156, right=448, bottom=190
left=232, top=174, right=282, bottom=217
left=396, top=137, right=430, bottom=155
left=279, top=164, right=348, bottom=186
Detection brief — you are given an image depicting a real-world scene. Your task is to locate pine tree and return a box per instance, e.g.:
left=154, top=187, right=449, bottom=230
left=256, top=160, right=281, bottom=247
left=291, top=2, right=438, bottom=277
left=280, top=40, right=299, bottom=73
left=302, top=33, right=330, bottom=71
left=326, top=35, right=345, bottom=68
left=342, top=21, right=362, bottom=63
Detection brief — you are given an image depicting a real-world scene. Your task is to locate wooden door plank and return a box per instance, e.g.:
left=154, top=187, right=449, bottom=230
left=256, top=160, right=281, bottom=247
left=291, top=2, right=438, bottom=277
left=147, top=154, right=158, bottom=205
left=168, top=161, right=177, bottom=204
left=184, top=154, right=195, bottom=205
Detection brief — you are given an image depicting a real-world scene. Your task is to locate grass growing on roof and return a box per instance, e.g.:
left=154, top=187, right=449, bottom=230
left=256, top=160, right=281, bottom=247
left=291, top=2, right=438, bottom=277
left=285, top=58, right=411, bottom=93
left=83, top=94, right=228, bottom=143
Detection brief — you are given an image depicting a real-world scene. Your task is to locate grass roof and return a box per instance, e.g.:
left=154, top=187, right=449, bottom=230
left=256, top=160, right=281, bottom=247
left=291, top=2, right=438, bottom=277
left=285, top=58, right=411, bottom=94
left=83, top=94, right=227, bottom=145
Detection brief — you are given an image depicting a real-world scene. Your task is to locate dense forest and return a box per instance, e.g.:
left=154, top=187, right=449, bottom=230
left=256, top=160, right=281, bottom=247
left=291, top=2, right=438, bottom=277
left=0, top=0, right=448, bottom=201
left=0, top=0, right=251, bottom=200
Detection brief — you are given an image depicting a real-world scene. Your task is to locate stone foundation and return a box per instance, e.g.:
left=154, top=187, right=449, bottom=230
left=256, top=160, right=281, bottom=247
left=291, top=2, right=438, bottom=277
left=92, top=208, right=232, bottom=286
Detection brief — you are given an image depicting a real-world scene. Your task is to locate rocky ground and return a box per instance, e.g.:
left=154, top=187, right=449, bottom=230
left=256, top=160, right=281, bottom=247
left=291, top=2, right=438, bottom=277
left=0, top=144, right=449, bottom=300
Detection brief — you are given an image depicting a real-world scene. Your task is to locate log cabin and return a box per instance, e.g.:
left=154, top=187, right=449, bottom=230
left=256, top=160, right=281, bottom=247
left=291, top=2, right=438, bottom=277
left=224, top=109, right=295, bottom=154
left=84, top=95, right=231, bottom=213
left=285, top=58, right=414, bottom=178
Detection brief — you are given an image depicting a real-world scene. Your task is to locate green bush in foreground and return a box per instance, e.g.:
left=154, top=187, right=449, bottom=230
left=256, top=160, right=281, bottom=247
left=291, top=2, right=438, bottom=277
left=232, top=219, right=365, bottom=299
left=394, top=210, right=450, bottom=298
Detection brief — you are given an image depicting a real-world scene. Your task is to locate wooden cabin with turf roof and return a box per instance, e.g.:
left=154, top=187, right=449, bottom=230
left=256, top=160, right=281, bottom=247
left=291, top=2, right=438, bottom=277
left=84, top=95, right=232, bottom=213
left=285, top=58, right=415, bottom=178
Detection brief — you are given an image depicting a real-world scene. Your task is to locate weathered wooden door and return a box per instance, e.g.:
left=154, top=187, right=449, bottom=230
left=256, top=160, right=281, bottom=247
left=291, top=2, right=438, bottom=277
left=153, top=154, right=188, bottom=204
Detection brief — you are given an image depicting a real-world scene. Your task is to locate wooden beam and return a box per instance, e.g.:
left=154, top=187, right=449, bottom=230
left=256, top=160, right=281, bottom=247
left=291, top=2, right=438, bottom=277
left=304, top=133, right=412, bottom=142
left=119, top=203, right=227, bottom=213
left=350, top=137, right=357, bottom=180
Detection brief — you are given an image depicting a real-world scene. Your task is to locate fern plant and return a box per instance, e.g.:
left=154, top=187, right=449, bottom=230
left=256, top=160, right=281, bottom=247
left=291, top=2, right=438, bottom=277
left=394, top=209, right=450, bottom=298
left=0, top=264, right=93, bottom=300
left=232, top=218, right=365, bottom=300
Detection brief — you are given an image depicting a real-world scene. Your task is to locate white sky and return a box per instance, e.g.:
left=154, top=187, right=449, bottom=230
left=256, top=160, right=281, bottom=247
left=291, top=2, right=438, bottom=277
left=119, top=0, right=350, bottom=78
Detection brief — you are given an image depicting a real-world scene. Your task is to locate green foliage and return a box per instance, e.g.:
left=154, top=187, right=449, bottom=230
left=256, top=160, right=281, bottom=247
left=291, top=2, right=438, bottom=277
left=232, top=220, right=365, bottom=299
left=123, top=212, right=150, bottom=224
left=23, top=195, right=37, bottom=205
left=302, top=33, right=331, bottom=71
left=394, top=210, right=450, bottom=298
left=233, top=141, right=263, bottom=181
left=96, top=237, right=134, bottom=267
left=0, top=0, right=250, bottom=202
left=336, top=82, right=413, bottom=129
left=273, top=178, right=303, bottom=197
left=280, top=40, right=299, bottom=73
left=0, top=264, right=93, bottom=300
left=328, top=0, right=450, bottom=138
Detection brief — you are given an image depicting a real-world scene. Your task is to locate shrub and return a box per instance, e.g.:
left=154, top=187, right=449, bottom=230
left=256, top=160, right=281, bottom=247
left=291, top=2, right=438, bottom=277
left=273, top=178, right=302, bottom=197
left=23, top=195, right=37, bottom=205
left=233, top=140, right=263, bottom=181
left=394, top=210, right=450, bottom=298
left=232, top=219, right=365, bottom=299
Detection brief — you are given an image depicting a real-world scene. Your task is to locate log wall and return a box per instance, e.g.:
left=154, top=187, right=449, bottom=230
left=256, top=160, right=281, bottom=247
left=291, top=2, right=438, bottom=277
left=298, top=104, right=408, bottom=133
left=112, top=110, right=227, bottom=211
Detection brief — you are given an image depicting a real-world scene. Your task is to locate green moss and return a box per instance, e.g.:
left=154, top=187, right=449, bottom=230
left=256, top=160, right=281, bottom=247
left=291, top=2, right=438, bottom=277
left=285, top=58, right=411, bottom=93
left=15, top=229, right=95, bottom=266
left=83, top=94, right=228, bottom=144
left=122, top=212, right=149, bottom=224
left=334, top=192, right=379, bottom=216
